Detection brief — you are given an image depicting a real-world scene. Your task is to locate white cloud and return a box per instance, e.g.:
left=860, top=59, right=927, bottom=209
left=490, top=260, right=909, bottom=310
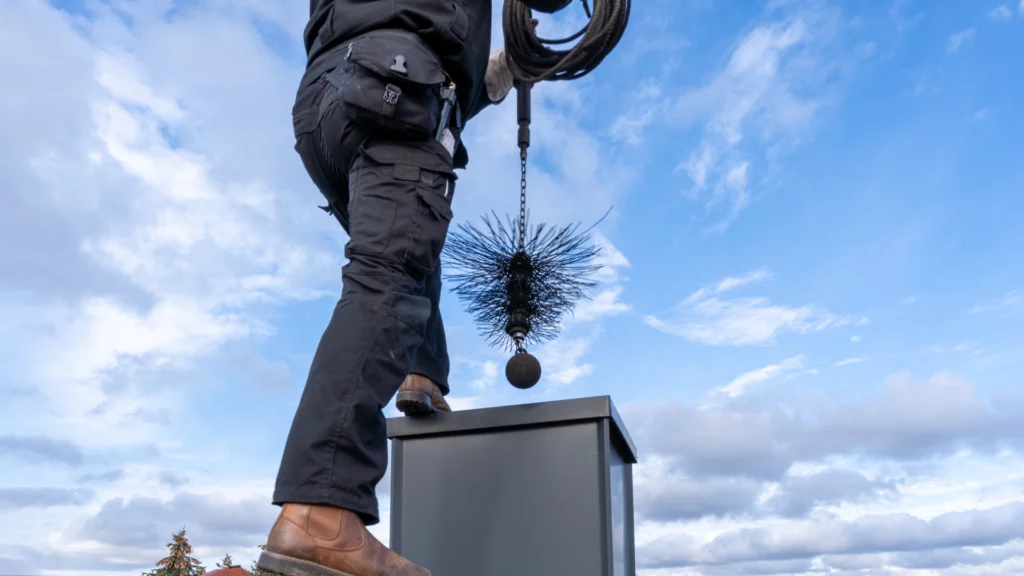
left=608, top=2, right=854, bottom=233
left=609, top=79, right=665, bottom=146
left=591, top=233, right=632, bottom=284
left=947, top=28, right=976, bottom=54
left=659, top=4, right=845, bottom=233
left=566, top=234, right=632, bottom=324
left=835, top=357, right=865, bottom=367
left=572, top=286, right=632, bottom=323
left=50, top=298, right=264, bottom=383
left=0, top=0, right=358, bottom=440
left=445, top=396, right=487, bottom=411
left=714, top=355, right=806, bottom=398
left=971, top=290, right=1022, bottom=314
left=1021, top=0, right=1024, bottom=16
left=11, top=58, right=335, bottom=449
left=536, top=336, right=595, bottom=385
left=469, top=361, right=499, bottom=390
left=638, top=502, right=1024, bottom=570
left=95, top=51, right=185, bottom=123
left=645, top=271, right=866, bottom=346
left=851, top=335, right=862, bottom=342
left=725, top=161, right=749, bottom=191
left=622, top=371, right=1024, bottom=574
left=713, top=270, right=772, bottom=295
left=918, top=342, right=984, bottom=358
left=990, top=5, right=1014, bottom=20
left=624, top=371, right=1024, bottom=481
left=633, top=459, right=763, bottom=522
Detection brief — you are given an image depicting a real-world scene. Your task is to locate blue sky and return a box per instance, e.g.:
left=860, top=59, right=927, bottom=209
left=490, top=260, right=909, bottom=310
left=2, top=0, right=1023, bottom=574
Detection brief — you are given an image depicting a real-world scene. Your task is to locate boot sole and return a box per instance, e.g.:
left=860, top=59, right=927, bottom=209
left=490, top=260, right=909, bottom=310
left=395, top=391, right=435, bottom=415
left=257, top=551, right=356, bottom=576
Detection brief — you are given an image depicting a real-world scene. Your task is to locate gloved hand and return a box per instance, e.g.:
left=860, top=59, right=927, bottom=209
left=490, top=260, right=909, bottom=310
left=485, top=48, right=514, bottom=103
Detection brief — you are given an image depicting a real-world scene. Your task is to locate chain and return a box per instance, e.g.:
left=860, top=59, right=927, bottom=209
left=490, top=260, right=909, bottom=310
left=519, top=146, right=527, bottom=250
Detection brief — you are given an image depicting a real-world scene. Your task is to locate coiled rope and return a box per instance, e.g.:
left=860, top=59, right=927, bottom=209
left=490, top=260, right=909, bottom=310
left=502, top=0, right=631, bottom=84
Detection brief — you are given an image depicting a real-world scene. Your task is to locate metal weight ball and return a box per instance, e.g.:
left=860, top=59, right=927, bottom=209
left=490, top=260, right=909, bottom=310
left=519, top=0, right=573, bottom=14
left=506, top=351, right=542, bottom=389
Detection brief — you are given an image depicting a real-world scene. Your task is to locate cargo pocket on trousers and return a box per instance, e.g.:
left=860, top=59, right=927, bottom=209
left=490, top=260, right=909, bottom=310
left=357, top=145, right=454, bottom=277
left=398, top=167, right=454, bottom=278
left=347, top=156, right=400, bottom=255
left=348, top=141, right=456, bottom=270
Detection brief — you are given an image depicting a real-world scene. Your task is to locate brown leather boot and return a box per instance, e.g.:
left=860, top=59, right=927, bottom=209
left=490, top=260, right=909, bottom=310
left=257, top=503, right=431, bottom=576
left=395, top=374, right=451, bottom=415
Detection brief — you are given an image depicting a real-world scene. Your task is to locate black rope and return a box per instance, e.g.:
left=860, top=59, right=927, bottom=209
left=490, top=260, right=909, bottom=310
left=503, top=0, right=630, bottom=84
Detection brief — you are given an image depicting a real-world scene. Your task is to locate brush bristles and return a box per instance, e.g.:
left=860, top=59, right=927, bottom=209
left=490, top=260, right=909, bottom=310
left=443, top=211, right=603, bottom=351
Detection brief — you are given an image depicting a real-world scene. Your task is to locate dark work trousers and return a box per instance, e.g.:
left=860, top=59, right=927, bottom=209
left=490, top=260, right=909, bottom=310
left=273, top=49, right=457, bottom=526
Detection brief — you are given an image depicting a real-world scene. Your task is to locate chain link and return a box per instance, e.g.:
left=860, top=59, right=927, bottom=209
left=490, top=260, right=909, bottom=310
left=519, top=147, right=527, bottom=250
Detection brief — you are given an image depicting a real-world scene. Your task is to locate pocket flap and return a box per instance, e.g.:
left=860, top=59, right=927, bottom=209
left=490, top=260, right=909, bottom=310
left=347, top=30, right=447, bottom=87
left=360, top=141, right=456, bottom=178
left=416, top=184, right=453, bottom=222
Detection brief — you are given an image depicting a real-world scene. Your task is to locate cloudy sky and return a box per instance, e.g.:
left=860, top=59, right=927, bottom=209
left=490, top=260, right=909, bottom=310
left=2, top=0, right=1023, bottom=574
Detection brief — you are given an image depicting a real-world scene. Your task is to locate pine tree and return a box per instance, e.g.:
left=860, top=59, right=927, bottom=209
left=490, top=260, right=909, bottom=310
left=248, top=543, right=274, bottom=576
left=142, top=527, right=206, bottom=576
left=216, top=553, right=235, bottom=568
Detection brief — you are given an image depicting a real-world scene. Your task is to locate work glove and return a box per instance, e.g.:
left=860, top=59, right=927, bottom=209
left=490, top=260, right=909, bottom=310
left=485, top=48, right=515, bottom=103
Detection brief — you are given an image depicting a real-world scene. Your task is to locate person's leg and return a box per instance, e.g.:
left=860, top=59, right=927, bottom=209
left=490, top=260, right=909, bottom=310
left=263, top=56, right=453, bottom=576
left=274, top=121, right=455, bottom=524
